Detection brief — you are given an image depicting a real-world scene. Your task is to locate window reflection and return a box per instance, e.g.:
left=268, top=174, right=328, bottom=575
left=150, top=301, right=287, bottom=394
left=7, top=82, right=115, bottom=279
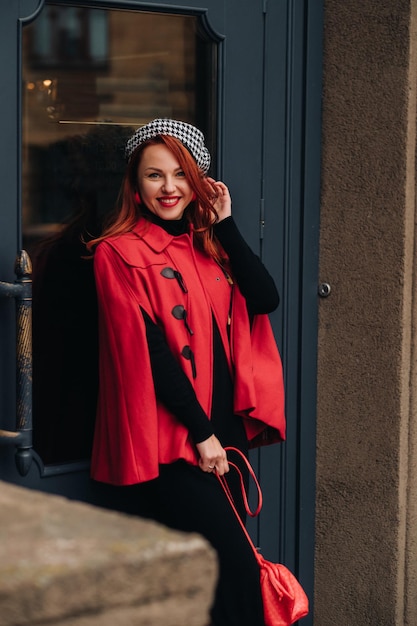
left=30, top=125, right=132, bottom=465
left=22, top=5, right=216, bottom=465
left=28, top=6, right=108, bottom=69
left=22, top=8, right=213, bottom=244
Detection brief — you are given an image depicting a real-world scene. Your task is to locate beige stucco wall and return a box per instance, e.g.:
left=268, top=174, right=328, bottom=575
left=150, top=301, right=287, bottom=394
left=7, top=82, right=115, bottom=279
left=316, top=1, right=417, bottom=624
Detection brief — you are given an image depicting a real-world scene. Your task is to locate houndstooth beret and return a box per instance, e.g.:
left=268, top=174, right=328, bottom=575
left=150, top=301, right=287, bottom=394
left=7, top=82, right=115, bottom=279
left=125, top=118, right=211, bottom=173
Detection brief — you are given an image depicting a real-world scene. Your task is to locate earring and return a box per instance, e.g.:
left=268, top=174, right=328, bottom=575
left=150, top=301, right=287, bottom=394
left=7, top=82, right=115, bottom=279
left=135, top=191, right=142, bottom=204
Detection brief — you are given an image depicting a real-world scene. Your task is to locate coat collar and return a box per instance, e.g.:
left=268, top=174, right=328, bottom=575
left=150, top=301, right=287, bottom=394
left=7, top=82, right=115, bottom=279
left=131, top=217, right=192, bottom=254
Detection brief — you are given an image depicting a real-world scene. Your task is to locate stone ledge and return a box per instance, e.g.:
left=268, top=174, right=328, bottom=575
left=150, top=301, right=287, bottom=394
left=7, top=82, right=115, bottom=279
left=0, top=481, right=217, bottom=626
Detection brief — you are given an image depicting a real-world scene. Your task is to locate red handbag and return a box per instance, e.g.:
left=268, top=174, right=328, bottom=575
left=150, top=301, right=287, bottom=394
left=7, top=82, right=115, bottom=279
left=217, top=448, right=309, bottom=626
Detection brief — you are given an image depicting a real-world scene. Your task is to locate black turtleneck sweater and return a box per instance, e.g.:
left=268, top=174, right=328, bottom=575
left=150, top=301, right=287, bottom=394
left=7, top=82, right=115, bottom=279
left=141, top=213, right=279, bottom=444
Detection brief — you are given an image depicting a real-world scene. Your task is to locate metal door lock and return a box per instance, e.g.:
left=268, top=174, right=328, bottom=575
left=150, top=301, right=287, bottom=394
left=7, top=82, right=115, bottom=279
left=318, top=282, right=331, bottom=298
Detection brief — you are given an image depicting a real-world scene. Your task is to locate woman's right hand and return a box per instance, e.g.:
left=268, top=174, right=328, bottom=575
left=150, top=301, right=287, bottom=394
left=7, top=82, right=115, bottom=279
left=196, top=435, right=229, bottom=476
left=205, top=177, right=232, bottom=222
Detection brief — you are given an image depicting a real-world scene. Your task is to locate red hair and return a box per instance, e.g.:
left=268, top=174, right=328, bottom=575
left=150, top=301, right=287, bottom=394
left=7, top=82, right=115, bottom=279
left=87, top=135, right=225, bottom=264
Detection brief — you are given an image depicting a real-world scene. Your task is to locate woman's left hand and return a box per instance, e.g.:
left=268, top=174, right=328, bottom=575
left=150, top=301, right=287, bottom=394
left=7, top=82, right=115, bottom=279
left=206, top=177, right=232, bottom=222
left=196, top=434, right=229, bottom=476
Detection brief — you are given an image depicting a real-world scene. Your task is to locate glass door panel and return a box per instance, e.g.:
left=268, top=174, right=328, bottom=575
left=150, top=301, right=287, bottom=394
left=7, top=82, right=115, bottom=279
left=22, top=3, right=216, bottom=466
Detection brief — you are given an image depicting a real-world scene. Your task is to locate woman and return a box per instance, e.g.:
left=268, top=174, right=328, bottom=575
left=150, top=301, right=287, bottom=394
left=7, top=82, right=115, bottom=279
left=88, top=119, right=286, bottom=626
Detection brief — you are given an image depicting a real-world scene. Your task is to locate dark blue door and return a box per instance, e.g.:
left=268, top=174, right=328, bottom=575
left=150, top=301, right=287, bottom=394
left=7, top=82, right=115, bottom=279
left=0, top=1, right=322, bottom=621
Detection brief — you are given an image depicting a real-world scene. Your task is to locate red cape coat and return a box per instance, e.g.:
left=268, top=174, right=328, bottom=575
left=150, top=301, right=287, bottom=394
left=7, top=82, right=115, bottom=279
left=91, top=219, right=285, bottom=485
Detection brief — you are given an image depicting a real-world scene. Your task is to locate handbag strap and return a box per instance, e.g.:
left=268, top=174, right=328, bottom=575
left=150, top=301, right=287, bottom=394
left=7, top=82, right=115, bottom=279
left=216, top=447, right=263, bottom=560
left=222, top=446, right=263, bottom=517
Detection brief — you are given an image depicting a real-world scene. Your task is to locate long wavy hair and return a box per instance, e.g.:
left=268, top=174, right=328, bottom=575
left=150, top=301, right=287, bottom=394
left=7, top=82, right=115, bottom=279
left=87, top=135, right=225, bottom=264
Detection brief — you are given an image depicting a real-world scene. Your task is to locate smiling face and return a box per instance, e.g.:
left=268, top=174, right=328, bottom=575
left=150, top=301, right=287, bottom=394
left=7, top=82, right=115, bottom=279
left=137, top=143, right=194, bottom=221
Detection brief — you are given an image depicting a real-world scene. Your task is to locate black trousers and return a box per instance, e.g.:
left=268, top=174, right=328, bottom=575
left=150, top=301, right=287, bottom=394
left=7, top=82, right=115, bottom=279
left=128, top=458, right=264, bottom=626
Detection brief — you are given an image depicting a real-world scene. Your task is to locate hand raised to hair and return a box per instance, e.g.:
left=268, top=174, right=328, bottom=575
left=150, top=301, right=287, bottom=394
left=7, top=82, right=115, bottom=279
left=196, top=434, right=229, bottom=476
left=206, top=177, right=232, bottom=222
